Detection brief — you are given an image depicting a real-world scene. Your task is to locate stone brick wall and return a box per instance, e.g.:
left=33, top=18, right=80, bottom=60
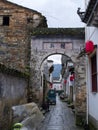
left=0, top=1, right=47, bottom=129
left=0, top=0, right=47, bottom=72
left=75, top=56, right=86, bottom=126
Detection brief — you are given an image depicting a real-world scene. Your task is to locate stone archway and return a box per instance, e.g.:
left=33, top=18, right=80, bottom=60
left=29, top=28, right=86, bottom=125
left=30, top=49, right=77, bottom=90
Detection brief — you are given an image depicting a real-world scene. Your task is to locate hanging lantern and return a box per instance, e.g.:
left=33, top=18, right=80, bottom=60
left=50, top=83, right=53, bottom=88
left=85, top=40, right=94, bottom=54
left=64, top=79, right=67, bottom=84
left=70, top=75, right=74, bottom=81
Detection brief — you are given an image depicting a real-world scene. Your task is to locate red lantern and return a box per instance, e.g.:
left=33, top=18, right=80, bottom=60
left=64, top=79, right=67, bottom=84
left=50, top=83, right=53, bottom=88
left=70, top=75, right=74, bottom=81
left=85, top=40, right=94, bottom=54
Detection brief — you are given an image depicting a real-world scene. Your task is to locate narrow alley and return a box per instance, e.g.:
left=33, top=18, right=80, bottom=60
left=38, top=95, right=84, bottom=130
left=0, top=0, right=98, bottom=129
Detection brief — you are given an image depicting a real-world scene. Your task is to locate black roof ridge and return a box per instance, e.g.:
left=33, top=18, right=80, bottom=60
left=31, top=27, right=85, bottom=37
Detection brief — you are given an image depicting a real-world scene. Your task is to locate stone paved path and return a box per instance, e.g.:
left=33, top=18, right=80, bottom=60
left=38, top=95, right=84, bottom=130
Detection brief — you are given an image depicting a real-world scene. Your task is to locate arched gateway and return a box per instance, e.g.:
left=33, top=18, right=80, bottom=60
left=30, top=28, right=86, bottom=125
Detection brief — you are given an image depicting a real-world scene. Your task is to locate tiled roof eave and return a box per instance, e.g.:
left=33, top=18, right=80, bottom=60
left=82, top=0, right=97, bottom=23
left=31, top=28, right=85, bottom=38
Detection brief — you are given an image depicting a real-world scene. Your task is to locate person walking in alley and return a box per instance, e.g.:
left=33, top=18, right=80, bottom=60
left=46, top=96, right=50, bottom=112
left=41, top=96, right=50, bottom=113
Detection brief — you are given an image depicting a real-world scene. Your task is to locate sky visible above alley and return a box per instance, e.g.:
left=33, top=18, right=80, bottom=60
left=8, top=0, right=85, bottom=28
left=8, top=0, right=85, bottom=63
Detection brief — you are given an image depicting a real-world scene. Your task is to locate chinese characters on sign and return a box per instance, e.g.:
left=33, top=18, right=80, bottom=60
left=43, top=42, right=72, bottom=50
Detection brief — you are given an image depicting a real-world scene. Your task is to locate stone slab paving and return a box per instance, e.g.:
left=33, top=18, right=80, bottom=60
left=38, top=95, right=84, bottom=130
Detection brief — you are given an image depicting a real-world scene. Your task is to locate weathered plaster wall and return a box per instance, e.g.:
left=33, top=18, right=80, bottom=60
left=0, top=72, right=27, bottom=130
left=30, top=35, right=85, bottom=100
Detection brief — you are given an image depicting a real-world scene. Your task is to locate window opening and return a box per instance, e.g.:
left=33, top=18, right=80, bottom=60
left=91, top=53, right=97, bottom=92
left=3, top=16, right=9, bottom=26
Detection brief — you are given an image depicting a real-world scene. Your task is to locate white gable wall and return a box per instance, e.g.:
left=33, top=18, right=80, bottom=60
left=86, top=26, right=98, bottom=120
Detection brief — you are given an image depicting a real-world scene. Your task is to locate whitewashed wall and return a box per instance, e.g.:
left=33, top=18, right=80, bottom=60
left=86, top=26, right=98, bottom=120
left=53, top=82, right=61, bottom=90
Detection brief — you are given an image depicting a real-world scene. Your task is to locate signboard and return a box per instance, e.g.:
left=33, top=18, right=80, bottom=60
left=43, top=42, right=72, bottom=50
